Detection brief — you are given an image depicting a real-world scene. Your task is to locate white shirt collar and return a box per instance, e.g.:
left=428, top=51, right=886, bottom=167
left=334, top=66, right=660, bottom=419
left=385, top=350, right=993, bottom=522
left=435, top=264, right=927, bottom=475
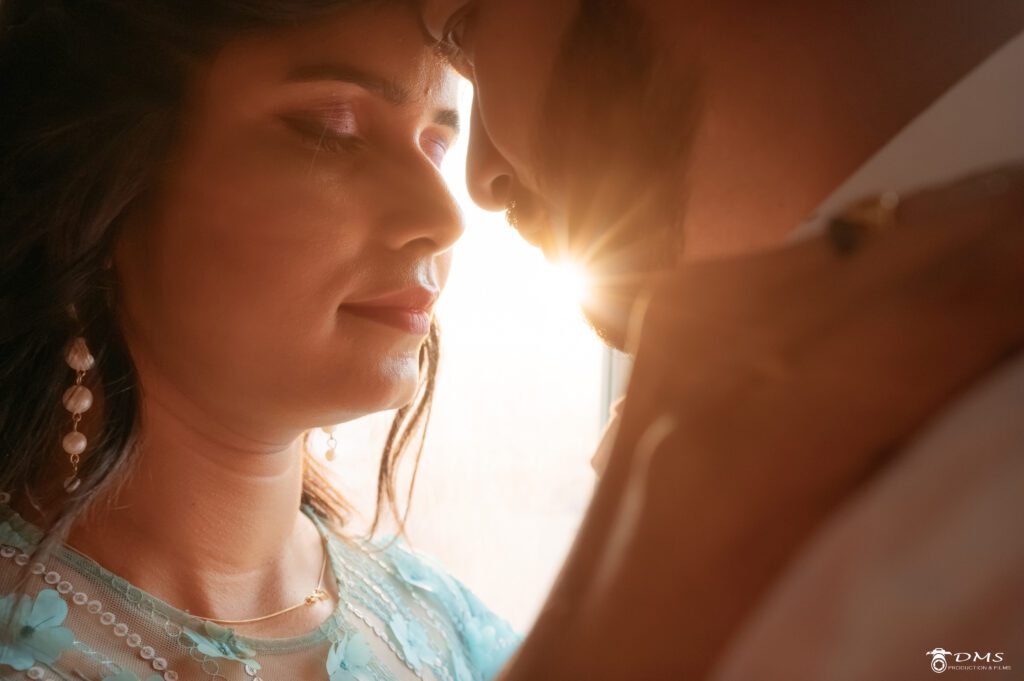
left=792, top=29, right=1024, bottom=238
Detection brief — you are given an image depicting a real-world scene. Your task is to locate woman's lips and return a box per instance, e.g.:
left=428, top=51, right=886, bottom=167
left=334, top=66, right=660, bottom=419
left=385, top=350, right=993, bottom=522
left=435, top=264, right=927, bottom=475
left=339, top=286, right=438, bottom=335
left=341, top=305, right=432, bottom=335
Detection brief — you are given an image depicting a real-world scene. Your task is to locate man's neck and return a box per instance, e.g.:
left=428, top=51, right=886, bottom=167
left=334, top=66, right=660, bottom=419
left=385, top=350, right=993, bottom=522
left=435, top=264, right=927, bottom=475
left=649, top=0, right=1024, bottom=260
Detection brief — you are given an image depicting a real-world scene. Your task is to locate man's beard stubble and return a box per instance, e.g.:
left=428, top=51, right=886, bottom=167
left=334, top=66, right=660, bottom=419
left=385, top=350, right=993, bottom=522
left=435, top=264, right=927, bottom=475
left=509, top=0, right=700, bottom=349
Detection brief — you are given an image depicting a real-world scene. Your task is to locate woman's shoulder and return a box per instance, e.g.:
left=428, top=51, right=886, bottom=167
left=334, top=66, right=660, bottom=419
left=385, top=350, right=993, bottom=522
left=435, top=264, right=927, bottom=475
left=353, top=533, right=523, bottom=681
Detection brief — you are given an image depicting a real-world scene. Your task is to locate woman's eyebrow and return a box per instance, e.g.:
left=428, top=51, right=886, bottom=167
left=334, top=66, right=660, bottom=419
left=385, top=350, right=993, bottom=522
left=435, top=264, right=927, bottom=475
left=287, top=62, right=410, bottom=105
left=435, top=109, right=460, bottom=134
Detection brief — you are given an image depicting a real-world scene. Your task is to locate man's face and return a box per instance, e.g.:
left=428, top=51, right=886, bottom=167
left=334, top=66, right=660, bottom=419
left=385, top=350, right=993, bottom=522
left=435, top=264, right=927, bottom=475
left=421, top=0, right=698, bottom=348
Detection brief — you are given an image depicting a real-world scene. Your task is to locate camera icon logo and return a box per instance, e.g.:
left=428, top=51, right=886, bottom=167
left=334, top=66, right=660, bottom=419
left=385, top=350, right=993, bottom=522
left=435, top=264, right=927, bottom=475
left=927, top=648, right=953, bottom=674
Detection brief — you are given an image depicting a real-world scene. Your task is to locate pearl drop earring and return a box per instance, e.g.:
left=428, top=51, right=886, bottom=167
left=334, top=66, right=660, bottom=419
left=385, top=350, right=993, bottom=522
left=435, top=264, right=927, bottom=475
left=322, top=426, right=338, bottom=462
left=62, top=336, right=95, bottom=493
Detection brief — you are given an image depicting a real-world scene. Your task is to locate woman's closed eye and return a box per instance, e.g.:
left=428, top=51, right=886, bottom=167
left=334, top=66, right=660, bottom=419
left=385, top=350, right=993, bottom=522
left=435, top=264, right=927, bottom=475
left=421, top=133, right=450, bottom=168
left=282, top=106, right=366, bottom=155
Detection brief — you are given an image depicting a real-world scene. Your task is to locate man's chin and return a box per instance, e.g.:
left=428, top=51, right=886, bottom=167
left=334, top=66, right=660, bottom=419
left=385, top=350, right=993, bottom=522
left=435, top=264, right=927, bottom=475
left=579, top=257, right=680, bottom=352
left=579, top=289, right=638, bottom=353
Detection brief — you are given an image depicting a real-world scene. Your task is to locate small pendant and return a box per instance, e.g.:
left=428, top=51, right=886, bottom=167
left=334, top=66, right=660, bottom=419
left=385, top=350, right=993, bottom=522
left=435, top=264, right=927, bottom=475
left=63, top=475, right=81, bottom=493
left=325, top=448, right=336, bottom=462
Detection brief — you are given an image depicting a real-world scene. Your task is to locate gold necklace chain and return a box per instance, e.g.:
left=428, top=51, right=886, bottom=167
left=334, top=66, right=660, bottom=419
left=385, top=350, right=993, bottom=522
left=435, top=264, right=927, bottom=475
left=65, top=528, right=333, bottom=626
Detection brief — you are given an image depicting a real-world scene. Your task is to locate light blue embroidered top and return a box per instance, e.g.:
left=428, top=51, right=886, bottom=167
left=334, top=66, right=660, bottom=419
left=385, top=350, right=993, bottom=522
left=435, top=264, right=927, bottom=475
left=0, top=499, right=521, bottom=681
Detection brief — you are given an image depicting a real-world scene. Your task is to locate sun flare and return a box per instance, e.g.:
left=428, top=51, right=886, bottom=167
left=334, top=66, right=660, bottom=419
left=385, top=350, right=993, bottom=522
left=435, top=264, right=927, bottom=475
left=551, top=261, right=591, bottom=306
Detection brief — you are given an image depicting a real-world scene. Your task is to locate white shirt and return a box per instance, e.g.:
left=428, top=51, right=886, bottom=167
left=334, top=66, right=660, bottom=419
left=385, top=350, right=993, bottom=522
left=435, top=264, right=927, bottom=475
left=711, top=29, right=1024, bottom=681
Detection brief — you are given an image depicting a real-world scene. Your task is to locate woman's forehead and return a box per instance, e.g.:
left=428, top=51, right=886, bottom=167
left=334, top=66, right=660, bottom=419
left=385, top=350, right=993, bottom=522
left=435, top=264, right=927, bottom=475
left=213, top=2, right=456, bottom=107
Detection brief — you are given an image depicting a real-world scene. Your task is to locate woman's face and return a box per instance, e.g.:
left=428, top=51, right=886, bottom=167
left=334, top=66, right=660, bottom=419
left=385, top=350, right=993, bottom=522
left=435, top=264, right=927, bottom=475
left=115, top=3, right=462, bottom=432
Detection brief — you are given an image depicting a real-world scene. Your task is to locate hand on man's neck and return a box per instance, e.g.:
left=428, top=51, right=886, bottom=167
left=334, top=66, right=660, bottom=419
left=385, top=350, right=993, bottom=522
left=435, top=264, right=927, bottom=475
left=647, top=0, right=1024, bottom=260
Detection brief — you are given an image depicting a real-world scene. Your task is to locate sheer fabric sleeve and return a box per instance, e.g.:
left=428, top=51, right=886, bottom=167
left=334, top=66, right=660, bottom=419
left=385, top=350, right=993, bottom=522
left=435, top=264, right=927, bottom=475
left=374, top=537, right=522, bottom=681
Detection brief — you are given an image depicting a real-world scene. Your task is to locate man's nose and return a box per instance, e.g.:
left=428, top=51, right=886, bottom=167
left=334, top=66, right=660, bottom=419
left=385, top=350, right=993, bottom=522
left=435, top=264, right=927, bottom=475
left=377, top=150, right=465, bottom=255
left=466, top=98, right=516, bottom=211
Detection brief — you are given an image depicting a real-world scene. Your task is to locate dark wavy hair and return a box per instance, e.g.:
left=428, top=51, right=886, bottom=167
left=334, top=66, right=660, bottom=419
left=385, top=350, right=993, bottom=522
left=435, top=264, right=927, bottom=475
left=0, top=0, right=437, bottom=565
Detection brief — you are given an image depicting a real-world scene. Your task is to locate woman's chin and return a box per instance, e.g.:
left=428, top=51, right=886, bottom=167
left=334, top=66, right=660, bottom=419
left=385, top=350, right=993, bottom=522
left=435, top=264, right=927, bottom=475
left=378, top=377, right=422, bottom=413
left=332, top=359, right=423, bottom=419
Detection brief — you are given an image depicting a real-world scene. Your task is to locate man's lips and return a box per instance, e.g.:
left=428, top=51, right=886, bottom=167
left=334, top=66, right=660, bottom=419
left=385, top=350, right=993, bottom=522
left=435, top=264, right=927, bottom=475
left=339, top=286, right=438, bottom=335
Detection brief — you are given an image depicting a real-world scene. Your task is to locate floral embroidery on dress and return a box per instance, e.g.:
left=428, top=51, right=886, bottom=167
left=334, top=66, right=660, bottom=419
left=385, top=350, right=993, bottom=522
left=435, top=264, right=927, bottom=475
left=101, top=670, right=164, bottom=681
left=0, top=500, right=522, bottom=681
left=450, top=650, right=475, bottom=681
left=386, top=545, right=439, bottom=595
left=181, top=620, right=261, bottom=670
left=460, top=607, right=517, bottom=681
left=377, top=538, right=522, bottom=681
left=326, top=630, right=373, bottom=681
left=0, top=588, right=75, bottom=671
left=388, top=614, right=433, bottom=672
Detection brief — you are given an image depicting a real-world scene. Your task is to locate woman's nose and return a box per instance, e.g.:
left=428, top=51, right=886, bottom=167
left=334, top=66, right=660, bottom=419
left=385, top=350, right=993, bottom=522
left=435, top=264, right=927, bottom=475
left=376, top=149, right=465, bottom=255
left=466, top=98, right=516, bottom=212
